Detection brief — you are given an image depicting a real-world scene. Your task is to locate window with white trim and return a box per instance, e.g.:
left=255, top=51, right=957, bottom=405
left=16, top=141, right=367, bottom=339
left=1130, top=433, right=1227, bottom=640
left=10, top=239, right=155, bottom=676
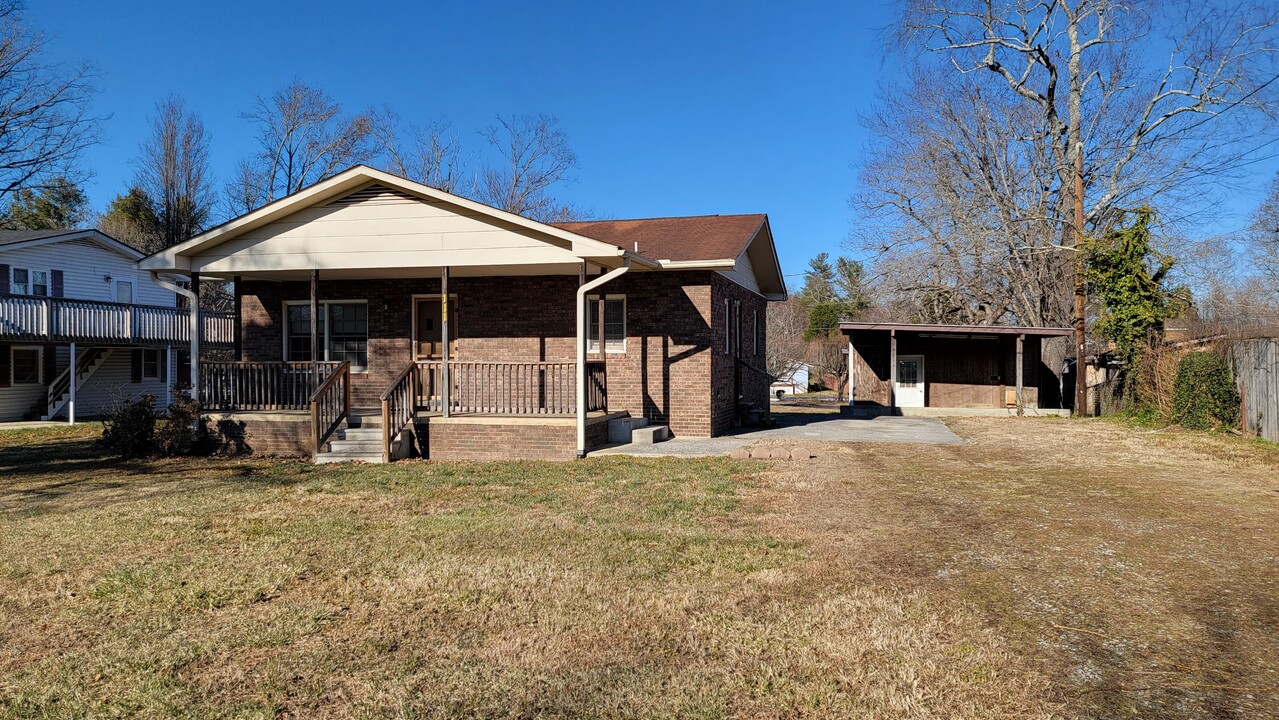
left=733, top=299, right=741, bottom=354
left=285, top=301, right=369, bottom=370
left=587, top=294, right=625, bottom=353
left=10, top=268, right=49, bottom=296
left=11, top=347, right=41, bottom=384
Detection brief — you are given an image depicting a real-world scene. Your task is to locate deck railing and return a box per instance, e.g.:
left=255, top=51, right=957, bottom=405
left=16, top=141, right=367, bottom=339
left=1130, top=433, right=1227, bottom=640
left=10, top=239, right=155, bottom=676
left=0, top=293, right=234, bottom=345
left=200, top=361, right=342, bottom=410
left=310, top=362, right=351, bottom=458
left=416, top=360, right=607, bottom=415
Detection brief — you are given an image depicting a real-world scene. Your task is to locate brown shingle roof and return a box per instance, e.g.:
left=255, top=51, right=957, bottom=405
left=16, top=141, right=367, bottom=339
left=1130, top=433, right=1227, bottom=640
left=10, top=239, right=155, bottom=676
left=554, top=213, right=767, bottom=262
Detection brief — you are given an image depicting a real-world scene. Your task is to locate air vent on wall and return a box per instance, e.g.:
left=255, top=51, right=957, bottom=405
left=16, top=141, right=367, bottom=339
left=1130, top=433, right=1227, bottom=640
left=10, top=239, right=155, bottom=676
left=327, top=184, right=420, bottom=206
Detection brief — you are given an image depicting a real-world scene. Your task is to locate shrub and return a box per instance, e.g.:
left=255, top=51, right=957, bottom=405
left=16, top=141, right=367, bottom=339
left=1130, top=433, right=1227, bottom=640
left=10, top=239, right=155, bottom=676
left=154, top=389, right=202, bottom=456
left=1172, top=352, right=1240, bottom=431
left=100, top=394, right=158, bottom=458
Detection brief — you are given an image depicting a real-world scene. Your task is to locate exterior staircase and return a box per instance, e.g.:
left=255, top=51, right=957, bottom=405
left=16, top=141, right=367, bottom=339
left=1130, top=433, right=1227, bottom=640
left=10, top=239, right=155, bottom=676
left=315, top=410, right=385, bottom=464
left=41, top=348, right=113, bottom=421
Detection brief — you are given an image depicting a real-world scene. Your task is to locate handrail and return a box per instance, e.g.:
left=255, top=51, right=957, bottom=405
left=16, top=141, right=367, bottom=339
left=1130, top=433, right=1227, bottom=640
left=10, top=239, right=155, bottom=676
left=417, top=360, right=583, bottom=415
left=310, top=361, right=351, bottom=459
left=380, top=361, right=419, bottom=463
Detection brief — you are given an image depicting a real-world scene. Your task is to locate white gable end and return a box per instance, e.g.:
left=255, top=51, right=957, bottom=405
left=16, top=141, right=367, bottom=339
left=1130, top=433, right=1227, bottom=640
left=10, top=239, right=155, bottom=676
left=192, top=184, right=587, bottom=275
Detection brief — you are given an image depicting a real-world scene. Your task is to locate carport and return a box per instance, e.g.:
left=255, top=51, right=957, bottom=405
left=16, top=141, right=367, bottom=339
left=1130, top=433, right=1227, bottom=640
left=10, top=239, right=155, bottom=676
left=840, top=322, right=1073, bottom=416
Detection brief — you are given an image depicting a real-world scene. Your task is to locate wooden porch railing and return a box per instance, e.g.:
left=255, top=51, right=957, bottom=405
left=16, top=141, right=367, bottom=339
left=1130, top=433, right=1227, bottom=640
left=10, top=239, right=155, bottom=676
left=310, top=362, right=351, bottom=458
left=416, top=360, right=607, bottom=415
left=200, top=361, right=341, bottom=410
left=380, top=361, right=418, bottom=463
left=0, top=293, right=234, bottom=345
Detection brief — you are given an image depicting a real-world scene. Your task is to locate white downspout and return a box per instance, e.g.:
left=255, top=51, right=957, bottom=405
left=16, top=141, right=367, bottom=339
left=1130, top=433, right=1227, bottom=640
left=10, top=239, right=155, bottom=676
left=151, top=272, right=200, bottom=403
left=576, top=258, right=631, bottom=458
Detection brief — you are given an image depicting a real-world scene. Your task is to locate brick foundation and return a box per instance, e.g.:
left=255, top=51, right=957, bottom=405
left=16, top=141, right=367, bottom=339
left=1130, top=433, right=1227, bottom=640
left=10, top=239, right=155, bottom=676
left=415, top=414, right=611, bottom=461
left=202, top=411, right=310, bottom=456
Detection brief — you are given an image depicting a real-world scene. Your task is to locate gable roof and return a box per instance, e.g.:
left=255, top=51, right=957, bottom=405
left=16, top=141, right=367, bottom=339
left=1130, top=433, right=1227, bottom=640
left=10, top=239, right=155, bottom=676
left=556, top=214, right=786, bottom=299
left=139, top=165, right=654, bottom=273
left=553, top=214, right=767, bottom=262
left=0, top=228, right=143, bottom=259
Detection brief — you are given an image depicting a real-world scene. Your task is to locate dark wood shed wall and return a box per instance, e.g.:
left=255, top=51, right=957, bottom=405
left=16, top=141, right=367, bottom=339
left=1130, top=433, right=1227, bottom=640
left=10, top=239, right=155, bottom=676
left=849, top=331, right=1045, bottom=408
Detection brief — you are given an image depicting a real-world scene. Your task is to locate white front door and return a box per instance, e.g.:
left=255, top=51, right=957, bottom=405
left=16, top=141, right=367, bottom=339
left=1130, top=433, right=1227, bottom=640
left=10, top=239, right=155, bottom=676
left=894, top=355, right=925, bottom=407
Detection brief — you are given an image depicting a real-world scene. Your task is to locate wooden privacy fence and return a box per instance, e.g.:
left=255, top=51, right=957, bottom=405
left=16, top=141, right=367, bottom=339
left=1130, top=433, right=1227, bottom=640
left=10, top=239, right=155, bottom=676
left=1232, top=338, right=1278, bottom=442
left=416, top=360, right=607, bottom=415
left=200, top=361, right=341, bottom=410
left=0, top=293, right=233, bottom=345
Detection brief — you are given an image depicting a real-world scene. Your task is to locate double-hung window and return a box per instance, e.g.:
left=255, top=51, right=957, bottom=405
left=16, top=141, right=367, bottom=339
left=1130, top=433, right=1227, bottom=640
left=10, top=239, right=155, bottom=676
left=10, top=268, right=49, bottom=296
left=587, top=295, right=625, bottom=353
left=285, top=301, right=368, bottom=370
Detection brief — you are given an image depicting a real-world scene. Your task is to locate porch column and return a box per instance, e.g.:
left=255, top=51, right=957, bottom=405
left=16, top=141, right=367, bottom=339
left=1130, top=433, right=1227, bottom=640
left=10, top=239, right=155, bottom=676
left=68, top=341, right=76, bottom=425
left=441, top=266, right=450, bottom=418
left=310, top=269, right=319, bottom=374
left=889, top=329, right=897, bottom=409
left=577, top=260, right=631, bottom=458
left=166, top=345, right=174, bottom=410
left=232, top=275, right=242, bottom=361
left=190, top=272, right=201, bottom=403
left=1016, top=333, right=1025, bottom=415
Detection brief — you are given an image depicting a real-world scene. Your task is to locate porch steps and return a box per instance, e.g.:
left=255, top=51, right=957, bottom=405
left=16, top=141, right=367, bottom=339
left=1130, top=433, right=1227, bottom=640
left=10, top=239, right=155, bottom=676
left=41, top=348, right=113, bottom=421
left=608, top=416, right=670, bottom=446
left=315, top=412, right=386, bottom=464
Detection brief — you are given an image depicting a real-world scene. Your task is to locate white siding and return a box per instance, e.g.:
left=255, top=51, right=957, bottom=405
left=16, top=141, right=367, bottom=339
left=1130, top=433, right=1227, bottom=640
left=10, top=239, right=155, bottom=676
left=0, top=383, right=44, bottom=421
left=719, top=251, right=762, bottom=295
left=192, top=189, right=583, bottom=273
left=47, top=349, right=174, bottom=420
left=1, top=238, right=175, bottom=306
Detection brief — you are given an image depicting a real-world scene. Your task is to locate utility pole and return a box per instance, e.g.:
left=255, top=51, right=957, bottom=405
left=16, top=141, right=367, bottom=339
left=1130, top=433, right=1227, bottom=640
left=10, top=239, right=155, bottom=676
left=1073, top=142, right=1088, bottom=417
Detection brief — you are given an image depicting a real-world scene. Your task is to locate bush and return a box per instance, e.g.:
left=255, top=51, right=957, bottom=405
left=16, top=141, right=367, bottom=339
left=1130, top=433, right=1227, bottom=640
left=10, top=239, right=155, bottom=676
left=100, top=393, right=158, bottom=458
left=1172, top=352, right=1240, bottom=431
left=153, top=390, right=202, bottom=456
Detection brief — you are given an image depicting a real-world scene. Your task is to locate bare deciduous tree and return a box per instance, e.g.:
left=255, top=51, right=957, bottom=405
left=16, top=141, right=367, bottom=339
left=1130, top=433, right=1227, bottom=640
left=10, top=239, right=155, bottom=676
left=767, top=296, right=809, bottom=380
left=476, top=114, right=581, bottom=221
left=372, top=106, right=464, bottom=193
left=1250, top=171, right=1279, bottom=286
left=225, top=80, right=377, bottom=214
left=858, top=1, right=1279, bottom=328
left=137, top=96, right=213, bottom=248
left=0, top=0, right=100, bottom=201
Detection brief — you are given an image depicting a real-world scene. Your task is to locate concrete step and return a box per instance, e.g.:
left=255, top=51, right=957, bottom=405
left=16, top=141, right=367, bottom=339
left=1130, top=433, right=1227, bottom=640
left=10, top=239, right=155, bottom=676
left=338, top=428, right=383, bottom=441
left=608, top=416, right=648, bottom=444
left=315, top=448, right=384, bottom=464
left=631, top=425, right=670, bottom=445
left=346, top=414, right=383, bottom=428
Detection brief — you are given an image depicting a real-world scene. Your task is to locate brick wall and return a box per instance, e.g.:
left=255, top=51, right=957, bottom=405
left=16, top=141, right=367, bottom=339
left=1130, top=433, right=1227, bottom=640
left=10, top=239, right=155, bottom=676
left=709, top=274, right=771, bottom=435
left=419, top=417, right=609, bottom=461
left=238, top=270, right=769, bottom=438
left=201, top=412, right=310, bottom=456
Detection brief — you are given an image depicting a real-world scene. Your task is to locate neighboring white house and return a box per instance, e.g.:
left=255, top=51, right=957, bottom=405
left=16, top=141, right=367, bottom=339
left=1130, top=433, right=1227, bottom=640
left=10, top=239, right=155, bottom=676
left=771, top=362, right=811, bottom=398
left=0, top=229, right=232, bottom=422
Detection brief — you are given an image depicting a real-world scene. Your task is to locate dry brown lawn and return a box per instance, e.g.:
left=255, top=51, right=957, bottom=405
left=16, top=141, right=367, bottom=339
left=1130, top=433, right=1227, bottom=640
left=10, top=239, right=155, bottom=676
left=0, top=415, right=1276, bottom=718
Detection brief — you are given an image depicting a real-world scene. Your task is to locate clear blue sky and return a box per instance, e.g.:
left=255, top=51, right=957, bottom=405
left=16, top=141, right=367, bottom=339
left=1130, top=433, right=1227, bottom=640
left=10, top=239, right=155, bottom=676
left=26, top=1, right=1274, bottom=285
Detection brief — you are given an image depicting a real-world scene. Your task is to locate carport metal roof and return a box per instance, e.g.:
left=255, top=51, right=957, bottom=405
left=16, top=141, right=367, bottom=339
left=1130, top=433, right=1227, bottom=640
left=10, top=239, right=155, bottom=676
left=840, top=322, right=1072, bottom=338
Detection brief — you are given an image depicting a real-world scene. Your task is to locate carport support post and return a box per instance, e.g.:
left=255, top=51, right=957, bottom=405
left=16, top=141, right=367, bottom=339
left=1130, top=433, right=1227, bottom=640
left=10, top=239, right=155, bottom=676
left=441, top=266, right=450, bottom=419
left=1016, top=334, right=1025, bottom=416
left=889, top=329, right=897, bottom=410
left=846, top=332, right=855, bottom=408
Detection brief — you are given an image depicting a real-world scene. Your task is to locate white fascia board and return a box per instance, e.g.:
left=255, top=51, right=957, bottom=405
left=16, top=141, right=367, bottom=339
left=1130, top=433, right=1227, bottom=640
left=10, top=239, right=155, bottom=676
left=3, top=230, right=144, bottom=260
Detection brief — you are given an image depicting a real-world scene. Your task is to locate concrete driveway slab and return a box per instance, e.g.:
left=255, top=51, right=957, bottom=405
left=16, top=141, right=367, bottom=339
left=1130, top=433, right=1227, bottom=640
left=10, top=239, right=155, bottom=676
left=591, top=411, right=963, bottom=458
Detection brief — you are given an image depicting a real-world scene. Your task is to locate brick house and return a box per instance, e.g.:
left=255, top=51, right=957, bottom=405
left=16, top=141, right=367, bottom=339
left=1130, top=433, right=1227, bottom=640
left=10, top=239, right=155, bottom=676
left=138, top=166, right=786, bottom=461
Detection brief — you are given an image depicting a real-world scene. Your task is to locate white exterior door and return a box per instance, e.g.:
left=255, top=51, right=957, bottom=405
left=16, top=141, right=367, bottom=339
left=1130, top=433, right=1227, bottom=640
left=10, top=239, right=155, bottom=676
left=895, top=355, right=925, bottom=407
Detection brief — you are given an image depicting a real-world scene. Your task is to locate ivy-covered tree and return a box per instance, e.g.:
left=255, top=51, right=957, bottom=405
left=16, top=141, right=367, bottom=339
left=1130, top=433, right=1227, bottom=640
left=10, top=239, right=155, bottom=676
left=100, top=186, right=163, bottom=252
left=799, top=252, right=871, bottom=340
left=1085, top=208, right=1189, bottom=364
